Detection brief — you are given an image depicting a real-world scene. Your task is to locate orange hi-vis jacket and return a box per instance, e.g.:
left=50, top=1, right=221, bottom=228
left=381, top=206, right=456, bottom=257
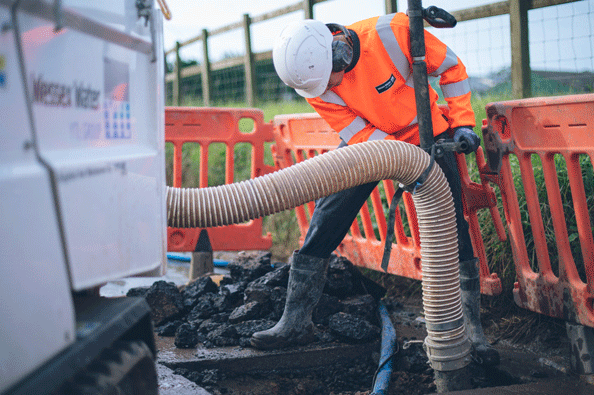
left=307, top=13, right=475, bottom=146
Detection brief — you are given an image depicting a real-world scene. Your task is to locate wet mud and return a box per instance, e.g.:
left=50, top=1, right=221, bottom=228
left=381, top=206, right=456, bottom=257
left=127, top=252, right=585, bottom=395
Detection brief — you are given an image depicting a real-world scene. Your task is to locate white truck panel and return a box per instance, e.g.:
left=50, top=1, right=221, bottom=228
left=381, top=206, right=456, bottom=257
left=0, top=6, right=76, bottom=391
left=16, top=2, right=166, bottom=290
left=0, top=168, right=77, bottom=393
left=1, top=1, right=165, bottom=390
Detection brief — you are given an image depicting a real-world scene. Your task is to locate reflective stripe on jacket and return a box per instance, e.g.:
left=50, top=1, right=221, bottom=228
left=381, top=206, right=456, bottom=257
left=306, top=13, right=475, bottom=146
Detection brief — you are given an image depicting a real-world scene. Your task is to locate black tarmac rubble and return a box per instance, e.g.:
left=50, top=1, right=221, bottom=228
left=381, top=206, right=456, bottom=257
left=127, top=252, right=389, bottom=350
left=127, top=252, right=445, bottom=394
left=126, top=252, right=586, bottom=394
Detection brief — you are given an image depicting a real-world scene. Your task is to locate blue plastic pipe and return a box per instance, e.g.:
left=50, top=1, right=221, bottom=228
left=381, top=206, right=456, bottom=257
left=166, top=253, right=191, bottom=262
left=371, top=301, right=398, bottom=395
left=166, top=253, right=228, bottom=267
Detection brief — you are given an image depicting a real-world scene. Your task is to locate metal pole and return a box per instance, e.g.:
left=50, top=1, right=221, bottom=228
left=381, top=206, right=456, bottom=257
left=303, top=0, right=314, bottom=19
left=174, top=41, right=181, bottom=106
left=407, top=0, right=434, bottom=150
left=243, top=14, right=256, bottom=107
left=385, top=0, right=398, bottom=14
left=201, top=29, right=211, bottom=106
left=407, top=2, right=472, bottom=392
left=510, top=0, right=531, bottom=98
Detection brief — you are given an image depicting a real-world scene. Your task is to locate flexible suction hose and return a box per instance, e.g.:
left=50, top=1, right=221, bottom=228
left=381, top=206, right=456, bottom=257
left=166, top=140, right=471, bottom=371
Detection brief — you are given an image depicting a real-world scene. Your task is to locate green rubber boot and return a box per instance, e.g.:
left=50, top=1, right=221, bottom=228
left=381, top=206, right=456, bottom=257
left=250, top=252, right=329, bottom=350
left=460, top=258, right=500, bottom=366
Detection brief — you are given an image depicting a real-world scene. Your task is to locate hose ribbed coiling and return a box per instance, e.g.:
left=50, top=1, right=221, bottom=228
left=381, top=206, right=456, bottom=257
left=166, top=140, right=470, bottom=370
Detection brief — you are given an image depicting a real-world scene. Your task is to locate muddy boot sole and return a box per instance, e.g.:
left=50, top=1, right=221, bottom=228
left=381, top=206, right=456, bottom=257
left=250, top=252, right=328, bottom=350
left=250, top=325, right=316, bottom=350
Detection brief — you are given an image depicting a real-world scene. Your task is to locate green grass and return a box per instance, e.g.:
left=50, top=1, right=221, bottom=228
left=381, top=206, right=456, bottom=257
left=259, top=101, right=316, bottom=122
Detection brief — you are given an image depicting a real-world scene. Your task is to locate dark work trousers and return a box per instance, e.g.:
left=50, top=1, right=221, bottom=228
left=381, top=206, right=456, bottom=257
left=298, top=134, right=475, bottom=262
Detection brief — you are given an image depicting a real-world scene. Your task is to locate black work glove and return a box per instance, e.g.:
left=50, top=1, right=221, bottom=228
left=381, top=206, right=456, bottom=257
left=453, top=126, right=480, bottom=155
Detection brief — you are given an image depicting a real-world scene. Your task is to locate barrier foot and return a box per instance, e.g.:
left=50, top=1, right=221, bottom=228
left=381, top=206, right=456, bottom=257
left=567, top=322, right=594, bottom=384
left=189, top=230, right=214, bottom=281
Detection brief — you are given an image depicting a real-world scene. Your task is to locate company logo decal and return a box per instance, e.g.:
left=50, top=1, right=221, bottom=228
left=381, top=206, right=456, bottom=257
left=74, top=81, right=100, bottom=110
left=104, top=57, right=132, bottom=139
left=32, top=74, right=72, bottom=107
left=0, top=55, right=6, bottom=89
left=375, top=74, right=396, bottom=94
left=31, top=73, right=100, bottom=109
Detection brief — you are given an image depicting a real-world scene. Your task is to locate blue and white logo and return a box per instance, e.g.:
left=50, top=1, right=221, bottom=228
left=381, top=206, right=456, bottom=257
left=104, top=57, right=132, bottom=139
left=0, top=55, right=7, bottom=89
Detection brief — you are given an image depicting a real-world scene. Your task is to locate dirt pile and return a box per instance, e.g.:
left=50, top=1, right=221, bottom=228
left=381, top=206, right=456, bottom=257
left=126, top=252, right=566, bottom=394
left=125, top=252, right=446, bottom=394
left=127, top=252, right=387, bottom=350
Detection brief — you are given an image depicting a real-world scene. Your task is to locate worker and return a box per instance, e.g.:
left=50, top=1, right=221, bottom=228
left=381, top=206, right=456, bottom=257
left=250, top=13, right=499, bottom=366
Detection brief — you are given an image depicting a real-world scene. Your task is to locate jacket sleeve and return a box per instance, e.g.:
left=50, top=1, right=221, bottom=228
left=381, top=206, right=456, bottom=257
left=307, top=91, right=393, bottom=144
left=424, top=29, right=475, bottom=129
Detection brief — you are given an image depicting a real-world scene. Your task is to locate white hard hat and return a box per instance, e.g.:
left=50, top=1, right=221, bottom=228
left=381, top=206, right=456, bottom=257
left=273, top=19, right=333, bottom=98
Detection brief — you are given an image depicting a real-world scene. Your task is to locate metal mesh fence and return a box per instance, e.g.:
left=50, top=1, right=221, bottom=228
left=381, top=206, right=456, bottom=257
left=256, top=59, right=300, bottom=102
left=166, top=61, right=296, bottom=105
left=165, top=0, right=594, bottom=105
left=427, top=0, right=593, bottom=95
left=427, top=15, right=511, bottom=78
left=166, top=57, right=298, bottom=105
left=530, top=0, right=593, bottom=72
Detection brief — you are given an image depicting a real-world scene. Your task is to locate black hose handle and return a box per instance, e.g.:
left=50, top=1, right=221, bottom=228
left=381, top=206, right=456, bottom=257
left=424, top=6, right=457, bottom=28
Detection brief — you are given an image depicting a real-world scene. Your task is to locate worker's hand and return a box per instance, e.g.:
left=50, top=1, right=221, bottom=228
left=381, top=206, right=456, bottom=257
left=453, top=127, right=480, bottom=155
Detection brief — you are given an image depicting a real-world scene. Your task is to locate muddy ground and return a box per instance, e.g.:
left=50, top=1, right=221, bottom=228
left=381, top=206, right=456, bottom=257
left=128, top=251, right=586, bottom=395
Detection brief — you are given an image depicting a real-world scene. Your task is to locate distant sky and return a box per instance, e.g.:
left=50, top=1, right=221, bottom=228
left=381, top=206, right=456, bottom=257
left=160, top=0, right=593, bottom=77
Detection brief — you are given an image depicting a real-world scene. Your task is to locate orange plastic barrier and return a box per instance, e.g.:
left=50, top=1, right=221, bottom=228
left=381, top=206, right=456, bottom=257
left=272, top=112, right=502, bottom=295
left=482, top=94, right=594, bottom=327
left=166, top=107, right=275, bottom=252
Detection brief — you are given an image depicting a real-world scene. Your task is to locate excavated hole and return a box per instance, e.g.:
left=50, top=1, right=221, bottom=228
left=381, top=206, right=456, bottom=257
left=127, top=252, right=561, bottom=394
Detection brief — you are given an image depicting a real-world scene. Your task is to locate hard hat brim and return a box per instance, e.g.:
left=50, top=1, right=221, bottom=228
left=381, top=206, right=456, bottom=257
left=294, top=81, right=328, bottom=98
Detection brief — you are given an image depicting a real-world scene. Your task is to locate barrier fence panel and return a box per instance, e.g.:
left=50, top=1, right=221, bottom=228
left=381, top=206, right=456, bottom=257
left=273, top=112, right=503, bottom=295
left=166, top=107, right=275, bottom=252
left=482, top=93, right=594, bottom=327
